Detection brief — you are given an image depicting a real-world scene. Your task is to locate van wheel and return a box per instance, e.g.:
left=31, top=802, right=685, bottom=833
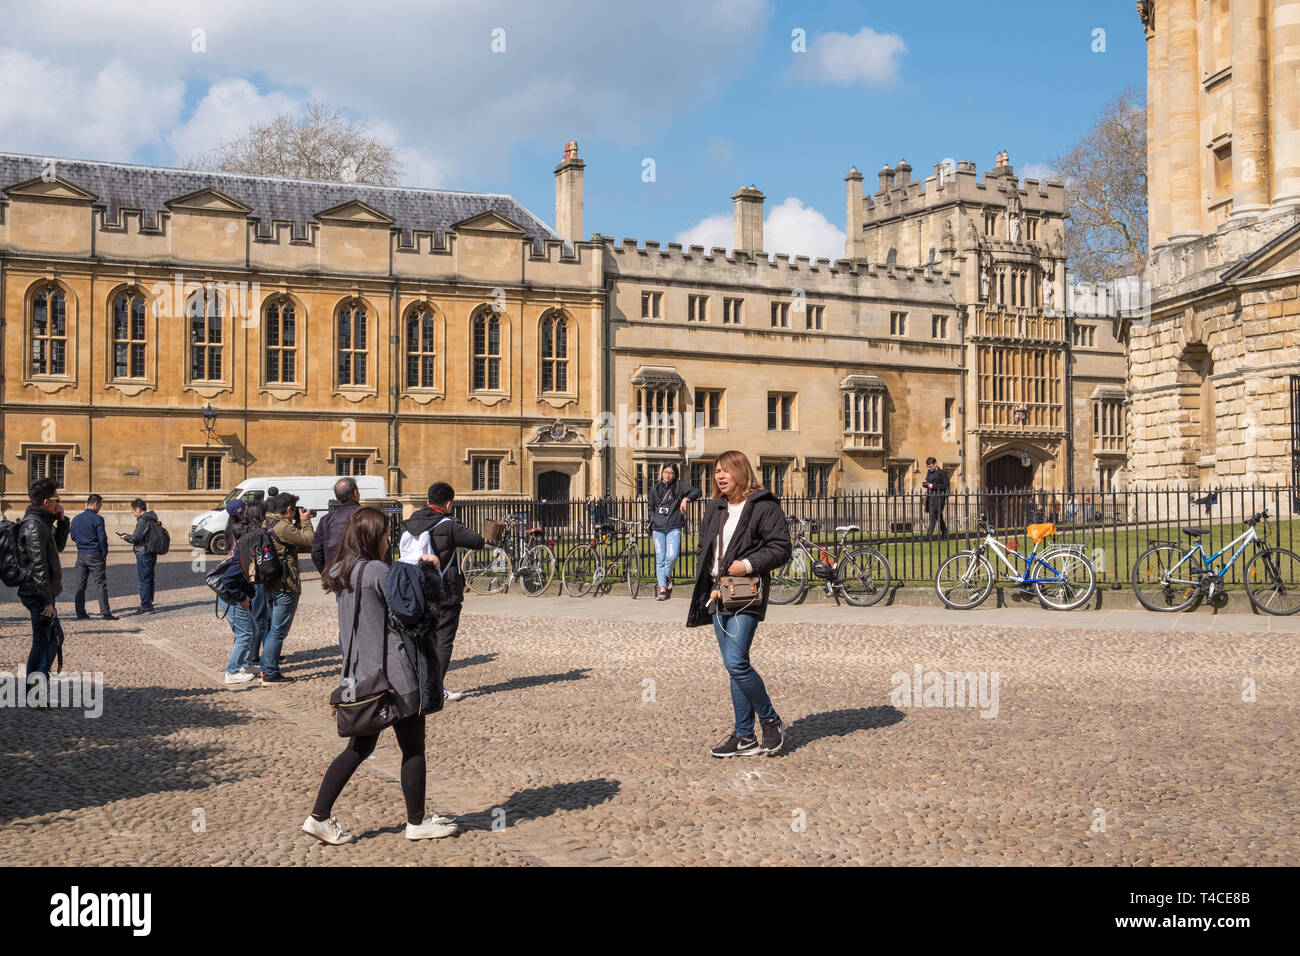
left=209, top=532, right=226, bottom=554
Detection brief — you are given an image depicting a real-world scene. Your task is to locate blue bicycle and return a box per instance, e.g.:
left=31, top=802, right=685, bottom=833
left=1131, top=494, right=1300, bottom=615
left=935, top=515, right=1097, bottom=610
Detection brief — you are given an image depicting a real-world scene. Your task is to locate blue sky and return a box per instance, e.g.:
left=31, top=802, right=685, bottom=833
left=0, top=0, right=1145, bottom=257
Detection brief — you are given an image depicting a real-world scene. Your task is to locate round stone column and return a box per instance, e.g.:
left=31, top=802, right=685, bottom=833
left=1167, top=0, right=1203, bottom=240
left=1273, top=0, right=1300, bottom=205
left=1232, top=0, right=1272, bottom=216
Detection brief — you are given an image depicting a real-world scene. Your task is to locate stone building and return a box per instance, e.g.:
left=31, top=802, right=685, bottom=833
left=0, top=151, right=607, bottom=528
left=1126, top=0, right=1300, bottom=488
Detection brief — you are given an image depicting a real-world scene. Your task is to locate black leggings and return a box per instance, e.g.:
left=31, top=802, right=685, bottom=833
left=311, top=714, right=426, bottom=826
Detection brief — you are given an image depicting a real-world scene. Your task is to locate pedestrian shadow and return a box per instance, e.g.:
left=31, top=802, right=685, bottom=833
left=465, top=668, right=591, bottom=698
left=457, top=778, right=622, bottom=832
left=777, top=706, right=906, bottom=756
left=282, top=646, right=342, bottom=666
left=0, top=685, right=254, bottom=821
left=447, top=653, right=497, bottom=672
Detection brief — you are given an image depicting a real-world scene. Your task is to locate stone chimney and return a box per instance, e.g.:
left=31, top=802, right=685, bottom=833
left=878, top=164, right=895, bottom=192
left=895, top=159, right=912, bottom=186
left=732, top=186, right=765, bottom=254
left=845, top=166, right=864, bottom=258
left=554, top=140, right=584, bottom=244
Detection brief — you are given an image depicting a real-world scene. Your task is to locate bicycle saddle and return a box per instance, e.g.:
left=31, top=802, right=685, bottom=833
left=1182, top=527, right=1207, bottom=537
left=1026, top=523, right=1057, bottom=545
left=835, top=525, right=861, bottom=534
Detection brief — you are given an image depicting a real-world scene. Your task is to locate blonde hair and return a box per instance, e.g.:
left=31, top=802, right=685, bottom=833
left=711, top=450, right=762, bottom=500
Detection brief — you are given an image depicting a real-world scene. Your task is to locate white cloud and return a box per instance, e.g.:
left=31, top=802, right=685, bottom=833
left=790, top=27, right=907, bottom=87
left=1020, top=162, right=1060, bottom=183
left=0, top=49, right=184, bottom=160
left=167, top=79, right=300, bottom=167
left=675, top=197, right=846, bottom=260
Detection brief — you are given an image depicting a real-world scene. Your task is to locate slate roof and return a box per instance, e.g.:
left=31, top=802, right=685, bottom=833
left=0, top=151, right=559, bottom=247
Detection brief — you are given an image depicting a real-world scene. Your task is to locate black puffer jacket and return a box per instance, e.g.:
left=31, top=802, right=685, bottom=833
left=647, top=480, right=702, bottom=533
left=686, top=490, right=791, bottom=627
left=19, top=505, right=70, bottom=602
left=386, top=562, right=446, bottom=715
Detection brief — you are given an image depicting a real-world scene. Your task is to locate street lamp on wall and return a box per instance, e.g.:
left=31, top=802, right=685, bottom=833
left=201, top=403, right=217, bottom=440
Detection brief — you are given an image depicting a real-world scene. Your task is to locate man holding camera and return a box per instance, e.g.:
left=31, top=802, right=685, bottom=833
left=254, top=492, right=315, bottom=684
left=922, top=456, right=950, bottom=540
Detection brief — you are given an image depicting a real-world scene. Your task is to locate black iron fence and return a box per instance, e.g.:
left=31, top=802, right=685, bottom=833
left=438, top=486, right=1298, bottom=589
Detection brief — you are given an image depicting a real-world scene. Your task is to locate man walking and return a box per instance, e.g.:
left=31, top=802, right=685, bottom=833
left=118, top=498, right=159, bottom=613
left=69, top=493, right=117, bottom=621
left=254, top=492, right=315, bottom=684
left=311, top=477, right=360, bottom=573
left=921, top=457, right=950, bottom=540
left=17, top=477, right=70, bottom=695
left=399, top=483, right=484, bottom=703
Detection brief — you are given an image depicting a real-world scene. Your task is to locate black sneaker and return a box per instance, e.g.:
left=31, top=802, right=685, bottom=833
left=75, top=613, right=91, bottom=620
left=102, top=613, right=120, bottom=621
left=710, top=733, right=760, bottom=758
left=759, top=718, right=787, bottom=755
left=260, top=672, right=296, bottom=684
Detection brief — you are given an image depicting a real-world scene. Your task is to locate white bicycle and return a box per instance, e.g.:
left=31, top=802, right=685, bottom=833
left=935, top=516, right=1097, bottom=611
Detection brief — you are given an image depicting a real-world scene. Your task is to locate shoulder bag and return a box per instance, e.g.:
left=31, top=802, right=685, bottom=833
left=328, top=560, right=399, bottom=737
left=715, top=506, right=762, bottom=611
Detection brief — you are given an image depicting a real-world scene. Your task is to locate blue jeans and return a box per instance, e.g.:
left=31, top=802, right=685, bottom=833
left=652, top=529, right=682, bottom=589
left=222, top=598, right=258, bottom=674
left=135, top=552, right=157, bottom=610
left=712, top=612, right=777, bottom=738
left=254, top=588, right=300, bottom=677
left=19, top=590, right=58, bottom=685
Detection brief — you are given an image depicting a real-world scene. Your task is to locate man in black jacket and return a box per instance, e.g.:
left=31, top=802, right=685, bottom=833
left=311, top=477, right=360, bottom=573
left=118, top=498, right=160, bottom=612
left=921, top=457, right=950, bottom=540
left=398, top=482, right=484, bottom=703
left=18, top=477, right=70, bottom=693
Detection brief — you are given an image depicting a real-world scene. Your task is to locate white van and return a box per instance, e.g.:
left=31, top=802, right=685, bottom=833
left=189, top=475, right=388, bottom=553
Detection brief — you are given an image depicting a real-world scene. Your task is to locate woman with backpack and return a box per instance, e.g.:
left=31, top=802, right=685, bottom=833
left=303, top=506, right=454, bottom=845
left=647, top=463, right=702, bottom=601
left=685, top=450, right=792, bottom=758
left=221, top=500, right=265, bottom=685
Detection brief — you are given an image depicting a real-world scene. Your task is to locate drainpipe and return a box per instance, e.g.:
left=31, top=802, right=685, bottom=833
left=601, top=271, right=613, bottom=496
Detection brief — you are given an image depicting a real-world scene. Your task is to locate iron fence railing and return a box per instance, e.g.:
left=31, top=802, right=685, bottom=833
left=437, top=486, right=1298, bottom=588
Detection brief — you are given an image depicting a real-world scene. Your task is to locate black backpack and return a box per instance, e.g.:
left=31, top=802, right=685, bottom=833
left=0, top=515, right=32, bottom=588
left=143, top=517, right=171, bottom=556
left=238, top=525, right=283, bottom=586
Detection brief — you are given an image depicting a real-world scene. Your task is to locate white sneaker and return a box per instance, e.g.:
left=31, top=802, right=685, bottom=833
left=429, top=814, right=454, bottom=825
left=224, top=671, right=254, bottom=684
left=406, top=814, right=457, bottom=840
left=302, top=815, right=353, bottom=845
left=241, top=663, right=262, bottom=675
left=443, top=689, right=465, bottom=702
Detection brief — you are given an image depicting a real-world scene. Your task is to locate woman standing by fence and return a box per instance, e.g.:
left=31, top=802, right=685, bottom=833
left=686, top=450, right=792, bottom=757
left=647, top=463, right=702, bottom=600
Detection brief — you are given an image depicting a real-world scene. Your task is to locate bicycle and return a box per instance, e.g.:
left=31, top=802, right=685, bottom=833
left=1131, top=493, right=1300, bottom=615
left=561, top=516, right=646, bottom=598
left=935, top=516, right=1097, bottom=610
left=462, top=512, right=557, bottom=596
left=769, top=517, right=892, bottom=607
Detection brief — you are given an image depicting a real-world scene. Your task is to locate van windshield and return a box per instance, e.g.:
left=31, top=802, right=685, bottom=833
left=216, top=487, right=264, bottom=509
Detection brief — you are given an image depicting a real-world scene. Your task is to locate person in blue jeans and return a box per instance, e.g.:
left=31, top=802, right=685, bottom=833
left=252, top=492, right=315, bottom=684
left=646, top=463, right=701, bottom=601
left=685, top=451, right=792, bottom=757
left=220, top=499, right=265, bottom=683
left=118, top=498, right=159, bottom=613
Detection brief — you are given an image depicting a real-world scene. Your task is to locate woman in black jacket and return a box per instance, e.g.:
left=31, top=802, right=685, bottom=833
left=686, top=450, right=792, bottom=757
left=646, top=463, right=701, bottom=600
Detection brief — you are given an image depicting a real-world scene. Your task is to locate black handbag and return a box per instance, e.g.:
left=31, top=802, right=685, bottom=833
left=328, top=561, right=399, bottom=737
left=715, top=507, right=762, bottom=611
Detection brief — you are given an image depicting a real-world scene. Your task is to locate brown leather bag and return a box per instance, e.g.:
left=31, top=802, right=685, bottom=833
left=715, top=508, right=762, bottom=611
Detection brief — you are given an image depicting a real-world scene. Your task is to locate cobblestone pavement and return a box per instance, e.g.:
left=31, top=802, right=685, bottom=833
left=2, top=569, right=1298, bottom=866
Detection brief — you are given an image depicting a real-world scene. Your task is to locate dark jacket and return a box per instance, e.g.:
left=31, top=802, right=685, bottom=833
left=401, top=506, right=484, bottom=604
left=647, top=480, right=702, bottom=533
left=18, top=505, right=70, bottom=602
left=686, top=490, right=791, bottom=627
left=923, top=468, right=950, bottom=513
left=267, top=516, right=314, bottom=594
left=335, top=560, right=424, bottom=720
left=69, top=509, right=109, bottom=557
left=311, top=500, right=360, bottom=572
left=122, top=510, right=159, bottom=556
left=385, top=562, right=445, bottom=715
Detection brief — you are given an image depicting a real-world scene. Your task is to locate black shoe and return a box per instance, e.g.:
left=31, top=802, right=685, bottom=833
left=260, top=672, right=296, bottom=684
left=710, top=733, right=760, bottom=758
left=101, top=613, right=120, bottom=621
left=75, top=613, right=91, bottom=620
left=759, top=718, right=787, bottom=755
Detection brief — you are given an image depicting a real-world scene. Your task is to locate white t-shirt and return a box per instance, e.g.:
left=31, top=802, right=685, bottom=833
left=713, top=498, right=750, bottom=578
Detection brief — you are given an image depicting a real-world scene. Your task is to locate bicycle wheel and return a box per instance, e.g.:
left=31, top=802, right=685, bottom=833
left=623, top=546, right=641, bottom=599
left=463, top=546, right=511, bottom=595
left=518, top=544, right=556, bottom=596
left=1034, top=549, right=1096, bottom=611
left=768, top=550, right=809, bottom=605
left=561, top=544, right=600, bottom=597
left=1131, top=544, right=1199, bottom=612
left=1245, top=547, right=1300, bottom=616
left=837, top=547, right=892, bottom=607
left=935, top=551, right=993, bottom=610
